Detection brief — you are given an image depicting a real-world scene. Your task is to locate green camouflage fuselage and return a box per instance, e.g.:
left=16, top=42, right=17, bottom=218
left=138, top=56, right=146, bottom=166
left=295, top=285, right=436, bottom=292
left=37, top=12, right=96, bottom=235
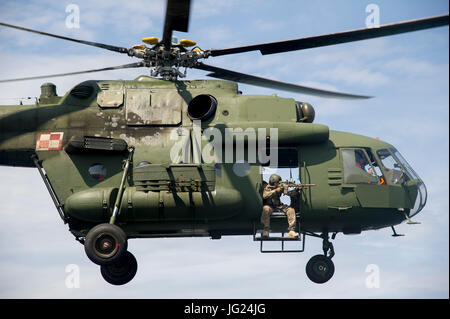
left=0, top=77, right=422, bottom=239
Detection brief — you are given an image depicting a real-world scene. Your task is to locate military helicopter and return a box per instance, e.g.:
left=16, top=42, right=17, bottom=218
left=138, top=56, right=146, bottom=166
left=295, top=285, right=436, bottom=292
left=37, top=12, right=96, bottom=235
left=0, top=0, right=448, bottom=286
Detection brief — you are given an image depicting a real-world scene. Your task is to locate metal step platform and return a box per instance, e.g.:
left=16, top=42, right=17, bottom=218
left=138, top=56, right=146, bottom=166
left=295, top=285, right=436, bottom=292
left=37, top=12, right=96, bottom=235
left=253, top=230, right=305, bottom=253
left=253, top=210, right=305, bottom=253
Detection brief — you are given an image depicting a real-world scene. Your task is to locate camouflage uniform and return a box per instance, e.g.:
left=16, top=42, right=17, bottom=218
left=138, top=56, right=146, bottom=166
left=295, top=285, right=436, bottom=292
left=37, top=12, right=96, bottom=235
left=261, top=183, right=299, bottom=235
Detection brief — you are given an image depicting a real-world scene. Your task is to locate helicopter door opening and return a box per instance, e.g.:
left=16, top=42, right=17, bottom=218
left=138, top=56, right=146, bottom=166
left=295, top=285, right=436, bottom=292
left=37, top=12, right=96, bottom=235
left=261, top=147, right=300, bottom=207
left=260, top=147, right=301, bottom=249
left=125, top=89, right=182, bottom=125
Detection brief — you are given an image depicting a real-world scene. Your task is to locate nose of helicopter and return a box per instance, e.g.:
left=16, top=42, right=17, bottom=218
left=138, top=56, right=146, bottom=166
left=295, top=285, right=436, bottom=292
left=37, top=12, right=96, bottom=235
left=409, top=181, right=427, bottom=217
left=381, top=147, right=427, bottom=218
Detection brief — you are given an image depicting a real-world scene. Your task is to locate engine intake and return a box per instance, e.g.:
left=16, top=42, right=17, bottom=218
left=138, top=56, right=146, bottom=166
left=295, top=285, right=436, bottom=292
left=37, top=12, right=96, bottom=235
left=187, top=94, right=217, bottom=121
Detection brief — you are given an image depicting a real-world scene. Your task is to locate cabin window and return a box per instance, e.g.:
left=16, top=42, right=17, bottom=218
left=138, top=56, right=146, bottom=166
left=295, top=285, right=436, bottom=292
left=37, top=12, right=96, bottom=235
left=342, top=148, right=378, bottom=184
left=88, top=163, right=107, bottom=180
left=365, top=148, right=386, bottom=184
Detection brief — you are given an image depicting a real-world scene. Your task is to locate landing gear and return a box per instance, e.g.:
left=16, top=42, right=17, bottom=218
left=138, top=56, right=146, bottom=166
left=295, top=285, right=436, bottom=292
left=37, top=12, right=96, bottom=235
left=80, top=224, right=138, bottom=285
left=100, top=251, right=138, bottom=286
left=306, top=254, right=334, bottom=284
left=322, top=233, right=335, bottom=259
left=305, top=232, right=336, bottom=284
left=84, top=223, right=128, bottom=265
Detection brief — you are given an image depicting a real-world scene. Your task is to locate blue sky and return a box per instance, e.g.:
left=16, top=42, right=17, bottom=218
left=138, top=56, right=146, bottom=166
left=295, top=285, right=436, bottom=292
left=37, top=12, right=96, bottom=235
left=0, top=0, right=448, bottom=298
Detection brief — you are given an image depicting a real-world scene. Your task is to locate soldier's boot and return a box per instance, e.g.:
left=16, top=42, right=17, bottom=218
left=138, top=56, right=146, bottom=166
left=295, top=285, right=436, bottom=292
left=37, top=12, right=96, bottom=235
left=285, top=207, right=300, bottom=239
left=261, top=205, right=272, bottom=239
left=288, top=230, right=300, bottom=239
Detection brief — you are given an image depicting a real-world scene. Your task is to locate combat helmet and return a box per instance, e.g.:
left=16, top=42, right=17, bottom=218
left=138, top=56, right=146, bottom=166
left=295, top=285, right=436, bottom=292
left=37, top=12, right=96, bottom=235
left=269, top=174, right=282, bottom=185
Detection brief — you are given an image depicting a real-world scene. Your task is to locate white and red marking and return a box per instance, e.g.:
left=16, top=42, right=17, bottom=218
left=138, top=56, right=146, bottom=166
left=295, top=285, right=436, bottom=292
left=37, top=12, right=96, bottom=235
left=36, top=132, right=64, bottom=151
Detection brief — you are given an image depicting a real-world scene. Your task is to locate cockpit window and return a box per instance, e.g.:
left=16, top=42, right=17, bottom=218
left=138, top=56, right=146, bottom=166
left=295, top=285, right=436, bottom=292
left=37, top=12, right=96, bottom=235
left=364, top=148, right=386, bottom=184
left=393, top=149, right=427, bottom=216
left=376, top=149, right=410, bottom=184
left=410, top=182, right=427, bottom=217
left=342, top=148, right=379, bottom=184
left=376, top=148, right=427, bottom=215
left=390, top=148, right=419, bottom=180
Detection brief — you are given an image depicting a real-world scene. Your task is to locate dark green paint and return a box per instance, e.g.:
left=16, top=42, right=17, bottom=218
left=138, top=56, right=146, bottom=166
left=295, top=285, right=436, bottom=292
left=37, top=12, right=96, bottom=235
left=0, top=77, right=424, bottom=239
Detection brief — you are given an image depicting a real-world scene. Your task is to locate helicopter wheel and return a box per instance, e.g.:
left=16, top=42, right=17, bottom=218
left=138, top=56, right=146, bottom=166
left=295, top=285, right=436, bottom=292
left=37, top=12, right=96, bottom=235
left=306, top=254, right=335, bottom=284
left=84, top=223, right=128, bottom=266
left=100, top=251, right=138, bottom=286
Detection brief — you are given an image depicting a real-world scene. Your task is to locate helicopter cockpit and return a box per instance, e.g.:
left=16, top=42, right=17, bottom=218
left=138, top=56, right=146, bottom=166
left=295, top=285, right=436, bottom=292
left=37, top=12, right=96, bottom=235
left=337, top=144, right=426, bottom=218
left=376, top=148, right=427, bottom=217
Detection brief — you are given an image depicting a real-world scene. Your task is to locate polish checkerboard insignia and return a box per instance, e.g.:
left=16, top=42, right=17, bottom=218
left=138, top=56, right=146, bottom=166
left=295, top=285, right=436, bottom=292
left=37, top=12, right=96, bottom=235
left=36, top=132, right=64, bottom=151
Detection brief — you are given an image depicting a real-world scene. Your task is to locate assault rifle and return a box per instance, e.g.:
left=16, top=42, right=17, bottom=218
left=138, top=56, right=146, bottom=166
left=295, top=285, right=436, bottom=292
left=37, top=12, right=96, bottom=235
left=265, top=181, right=316, bottom=191
left=281, top=181, right=316, bottom=189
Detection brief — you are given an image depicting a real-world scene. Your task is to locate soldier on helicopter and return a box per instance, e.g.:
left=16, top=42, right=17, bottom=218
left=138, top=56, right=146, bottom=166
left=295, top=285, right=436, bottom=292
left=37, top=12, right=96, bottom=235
left=261, top=174, right=300, bottom=239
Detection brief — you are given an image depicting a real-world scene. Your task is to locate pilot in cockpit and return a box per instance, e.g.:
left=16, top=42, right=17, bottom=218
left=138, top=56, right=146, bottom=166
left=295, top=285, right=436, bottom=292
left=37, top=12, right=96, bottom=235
left=355, top=149, right=373, bottom=175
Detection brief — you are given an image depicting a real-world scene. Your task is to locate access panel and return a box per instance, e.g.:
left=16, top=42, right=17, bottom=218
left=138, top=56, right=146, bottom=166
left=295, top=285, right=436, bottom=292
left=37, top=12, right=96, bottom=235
left=125, top=89, right=182, bottom=125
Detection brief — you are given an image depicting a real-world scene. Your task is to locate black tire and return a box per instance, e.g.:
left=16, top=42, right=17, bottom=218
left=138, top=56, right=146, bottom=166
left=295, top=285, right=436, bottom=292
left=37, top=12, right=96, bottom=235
left=306, top=254, right=335, bottom=284
left=100, top=251, right=138, bottom=286
left=84, top=223, right=128, bottom=266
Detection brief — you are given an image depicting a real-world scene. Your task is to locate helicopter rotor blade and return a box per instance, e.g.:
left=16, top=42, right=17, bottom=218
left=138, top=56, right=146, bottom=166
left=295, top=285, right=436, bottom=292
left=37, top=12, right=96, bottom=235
left=209, top=14, right=449, bottom=57
left=195, top=62, right=371, bottom=99
left=162, top=0, right=191, bottom=49
left=0, top=62, right=146, bottom=83
left=0, top=22, right=129, bottom=54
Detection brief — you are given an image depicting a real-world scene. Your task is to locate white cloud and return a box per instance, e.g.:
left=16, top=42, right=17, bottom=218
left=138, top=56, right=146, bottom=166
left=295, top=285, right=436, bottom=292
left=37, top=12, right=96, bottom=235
left=311, top=64, right=390, bottom=87
left=384, top=58, right=446, bottom=77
